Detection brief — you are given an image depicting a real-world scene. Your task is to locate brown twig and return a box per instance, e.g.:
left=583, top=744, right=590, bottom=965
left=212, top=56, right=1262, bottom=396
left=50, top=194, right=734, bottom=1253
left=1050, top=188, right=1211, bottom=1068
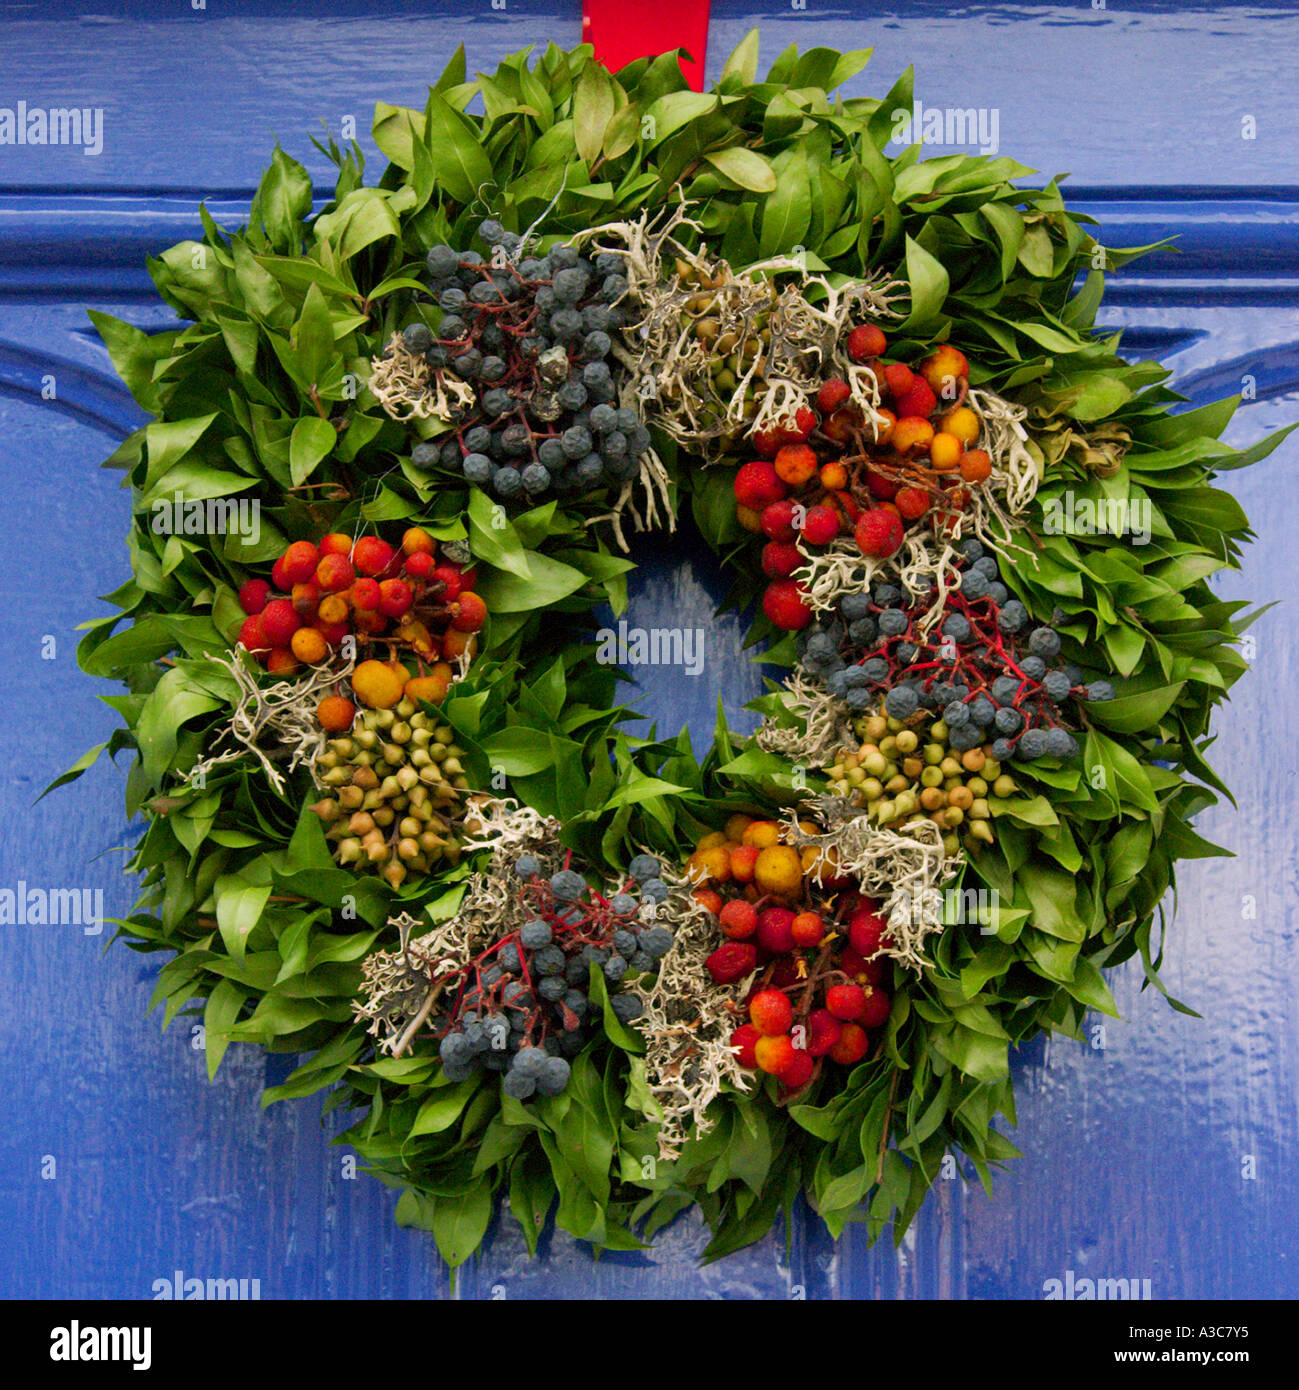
left=875, top=1065, right=902, bottom=1185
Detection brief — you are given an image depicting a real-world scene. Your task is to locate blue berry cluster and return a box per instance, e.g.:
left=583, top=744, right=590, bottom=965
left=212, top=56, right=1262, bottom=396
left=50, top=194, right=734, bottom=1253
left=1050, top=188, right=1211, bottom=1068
left=400, top=221, right=651, bottom=501
left=799, top=540, right=1118, bottom=763
left=436, top=852, right=673, bottom=1100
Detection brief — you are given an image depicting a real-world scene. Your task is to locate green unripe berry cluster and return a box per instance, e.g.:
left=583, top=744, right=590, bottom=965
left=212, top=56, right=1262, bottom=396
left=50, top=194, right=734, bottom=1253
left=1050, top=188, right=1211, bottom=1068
left=311, top=699, right=471, bottom=886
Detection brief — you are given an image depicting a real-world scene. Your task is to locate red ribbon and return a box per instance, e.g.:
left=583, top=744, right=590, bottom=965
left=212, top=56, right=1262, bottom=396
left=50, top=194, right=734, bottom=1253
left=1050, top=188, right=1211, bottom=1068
left=581, top=0, right=711, bottom=90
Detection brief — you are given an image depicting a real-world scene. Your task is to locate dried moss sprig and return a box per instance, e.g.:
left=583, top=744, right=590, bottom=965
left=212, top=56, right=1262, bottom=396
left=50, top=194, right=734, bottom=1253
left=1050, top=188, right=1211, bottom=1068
left=183, top=645, right=355, bottom=796
left=627, top=869, right=755, bottom=1161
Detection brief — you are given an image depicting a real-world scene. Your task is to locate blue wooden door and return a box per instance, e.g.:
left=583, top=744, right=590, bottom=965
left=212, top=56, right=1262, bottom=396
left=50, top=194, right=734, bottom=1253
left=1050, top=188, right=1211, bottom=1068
left=3, top=0, right=1296, bottom=1299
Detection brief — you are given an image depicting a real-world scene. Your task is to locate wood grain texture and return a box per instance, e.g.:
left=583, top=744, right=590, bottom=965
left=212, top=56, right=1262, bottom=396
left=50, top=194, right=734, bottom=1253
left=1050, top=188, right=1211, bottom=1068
left=1, top=0, right=1296, bottom=1300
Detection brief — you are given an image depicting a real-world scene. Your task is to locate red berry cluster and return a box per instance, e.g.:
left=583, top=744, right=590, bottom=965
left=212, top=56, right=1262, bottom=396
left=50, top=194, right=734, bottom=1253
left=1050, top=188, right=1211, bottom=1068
left=706, top=894, right=893, bottom=1098
left=235, top=527, right=482, bottom=678
left=733, top=326, right=993, bottom=633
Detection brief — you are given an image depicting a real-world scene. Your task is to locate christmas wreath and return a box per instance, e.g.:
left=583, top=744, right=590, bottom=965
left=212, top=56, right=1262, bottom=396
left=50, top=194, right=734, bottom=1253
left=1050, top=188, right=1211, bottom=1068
left=62, top=33, right=1288, bottom=1267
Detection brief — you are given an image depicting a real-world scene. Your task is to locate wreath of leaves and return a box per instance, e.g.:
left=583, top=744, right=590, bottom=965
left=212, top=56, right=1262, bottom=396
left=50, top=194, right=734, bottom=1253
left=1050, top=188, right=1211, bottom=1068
left=60, top=32, right=1289, bottom=1267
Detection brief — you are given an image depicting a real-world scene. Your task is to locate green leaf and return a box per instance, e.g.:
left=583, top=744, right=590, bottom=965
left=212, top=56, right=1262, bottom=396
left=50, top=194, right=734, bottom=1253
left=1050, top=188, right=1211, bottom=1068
left=466, top=487, right=532, bottom=580
left=705, top=145, right=777, bottom=193
left=144, top=414, right=218, bottom=492
left=214, top=873, right=272, bottom=963
left=88, top=311, right=161, bottom=407
left=136, top=665, right=223, bottom=787
left=1065, top=956, right=1120, bottom=1017
left=719, top=30, right=761, bottom=86
left=480, top=727, right=557, bottom=776
left=1087, top=682, right=1184, bottom=735
left=37, top=742, right=110, bottom=803
left=901, top=234, right=950, bottom=331
left=573, top=63, right=616, bottom=165
left=424, top=90, right=495, bottom=204
left=476, top=551, right=590, bottom=611
left=250, top=144, right=313, bottom=252
left=410, top=1079, right=479, bottom=1137
left=759, top=149, right=812, bottom=258
left=508, top=1154, right=554, bottom=1257
left=371, top=102, right=422, bottom=170
left=643, top=91, right=718, bottom=147
left=204, top=979, right=247, bottom=1079
left=289, top=416, right=336, bottom=486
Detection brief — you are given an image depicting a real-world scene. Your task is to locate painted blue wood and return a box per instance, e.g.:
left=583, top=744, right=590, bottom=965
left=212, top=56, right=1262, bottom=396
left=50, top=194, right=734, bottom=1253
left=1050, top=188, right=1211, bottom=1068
left=1, top=1, right=1296, bottom=1300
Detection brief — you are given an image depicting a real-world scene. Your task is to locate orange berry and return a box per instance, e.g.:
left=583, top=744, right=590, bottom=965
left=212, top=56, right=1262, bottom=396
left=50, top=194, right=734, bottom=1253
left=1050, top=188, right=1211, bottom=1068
left=290, top=627, right=328, bottom=663
left=773, top=443, right=819, bottom=489
left=351, top=659, right=405, bottom=709
left=317, top=592, right=349, bottom=626
left=895, top=487, right=930, bottom=521
left=351, top=577, right=382, bottom=611
left=847, top=324, right=887, bottom=360
left=750, top=988, right=794, bottom=1037
left=402, top=526, right=436, bottom=556
left=316, top=553, right=355, bottom=592
left=778, top=1051, right=815, bottom=1091
left=736, top=504, right=764, bottom=533
left=693, top=887, right=723, bottom=916
left=919, top=345, right=970, bottom=399
left=719, top=899, right=759, bottom=940
left=891, top=417, right=934, bottom=457
left=290, top=582, right=320, bottom=620
left=871, top=408, right=896, bottom=446
left=405, top=551, right=436, bottom=581
left=724, top=813, right=754, bottom=842
left=281, top=540, right=320, bottom=585
left=318, top=533, right=353, bottom=557
left=259, top=598, right=301, bottom=647
left=316, top=695, right=356, bottom=732
left=687, top=846, right=732, bottom=885
left=819, top=461, right=848, bottom=490
left=697, top=830, right=729, bottom=852
left=791, top=911, right=824, bottom=947
left=238, top=615, right=268, bottom=655
left=753, top=845, right=803, bottom=897
left=828, top=1021, right=869, bottom=1065
left=940, top=406, right=980, bottom=447
left=959, top=449, right=992, bottom=483
left=729, top=844, right=759, bottom=883
left=452, top=592, right=487, bottom=633
left=803, top=843, right=845, bottom=886
left=379, top=578, right=414, bottom=619
left=404, top=666, right=453, bottom=706
left=882, top=362, right=914, bottom=397
left=353, top=536, right=395, bottom=577
left=730, top=1024, right=761, bottom=1069
left=929, top=431, right=963, bottom=473
left=353, top=609, right=387, bottom=636
left=741, top=820, right=781, bottom=849
left=442, top=627, right=475, bottom=661
left=754, top=1034, right=797, bottom=1076
left=821, top=406, right=863, bottom=444
left=266, top=648, right=299, bottom=676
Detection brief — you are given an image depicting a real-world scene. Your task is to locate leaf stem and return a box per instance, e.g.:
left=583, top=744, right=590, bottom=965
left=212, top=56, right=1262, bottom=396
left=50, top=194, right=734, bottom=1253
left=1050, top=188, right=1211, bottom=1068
left=875, top=1065, right=901, bottom=1186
